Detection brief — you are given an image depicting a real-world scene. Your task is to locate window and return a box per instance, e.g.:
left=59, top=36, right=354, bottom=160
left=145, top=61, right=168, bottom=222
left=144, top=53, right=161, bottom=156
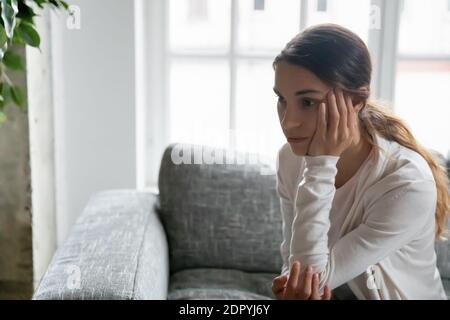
left=168, top=0, right=302, bottom=159
left=187, top=0, right=208, bottom=22
left=169, top=0, right=230, bottom=54
left=305, top=0, right=372, bottom=43
left=394, top=0, right=450, bottom=157
left=254, top=0, right=265, bottom=11
left=166, top=0, right=373, bottom=156
left=139, top=0, right=450, bottom=189
left=317, top=0, right=328, bottom=12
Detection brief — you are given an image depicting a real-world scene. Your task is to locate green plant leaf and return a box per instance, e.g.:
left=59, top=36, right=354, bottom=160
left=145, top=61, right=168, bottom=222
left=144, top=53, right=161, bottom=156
left=0, top=42, right=8, bottom=60
left=1, top=82, right=12, bottom=106
left=10, top=84, right=26, bottom=109
left=17, top=1, right=37, bottom=24
left=33, top=0, right=46, bottom=9
left=11, top=27, right=25, bottom=45
left=16, top=20, right=40, bottom=47
left=1, top=0, right=19, bottom=38
left=3, top=50, right=24, bottom=70
left=0, top=24, right=7, bottom=48
left=59, top=0, right=69, bottom=10
left=0, top=110, right=7, bottom=124
left=0, top=0, right=69, bottom=125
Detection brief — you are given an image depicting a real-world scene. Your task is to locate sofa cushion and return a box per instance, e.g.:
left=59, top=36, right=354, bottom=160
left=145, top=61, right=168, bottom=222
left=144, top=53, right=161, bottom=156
left=435, top=233, right=450, bottom=280
left=33, top=190, right=166, bottom=300
left=442, top=278, right=450, bottom=299
left=167, top=268, right=275, bottom=300
left=158, top=143, right=283, bottom=275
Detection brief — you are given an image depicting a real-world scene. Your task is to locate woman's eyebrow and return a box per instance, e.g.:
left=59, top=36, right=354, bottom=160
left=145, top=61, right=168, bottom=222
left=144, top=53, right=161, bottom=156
left=273, top=88, right=322, bottom=96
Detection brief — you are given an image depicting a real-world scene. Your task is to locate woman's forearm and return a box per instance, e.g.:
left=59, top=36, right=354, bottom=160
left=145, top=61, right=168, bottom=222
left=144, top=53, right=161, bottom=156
left=289, top=155, right=339, bottom=292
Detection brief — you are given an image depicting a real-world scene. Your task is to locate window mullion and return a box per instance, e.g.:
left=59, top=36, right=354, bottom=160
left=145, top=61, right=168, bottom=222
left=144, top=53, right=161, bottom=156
left=368, top=0, right=401, bottom=105
left=137, top=0, right=168, bottom=190
left=300, top=0, right=309, bottom=31
left=230, top=0, right=238, bottom=150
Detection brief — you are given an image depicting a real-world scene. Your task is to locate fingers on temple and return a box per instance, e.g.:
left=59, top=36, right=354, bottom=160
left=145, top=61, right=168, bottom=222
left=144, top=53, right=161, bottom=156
left=336, top=88, right=348, bottom=131
left=327, top=89, right=340, bottom=135
left=317, top=102, right=327, bottom=135
left=345, top=94, right=357, bottom=131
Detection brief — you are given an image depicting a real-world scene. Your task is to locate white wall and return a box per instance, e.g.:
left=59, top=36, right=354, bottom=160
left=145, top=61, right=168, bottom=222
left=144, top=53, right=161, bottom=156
left=27, top=7, right=57, bottom=290
left=50, top=0, right=136, bottom=246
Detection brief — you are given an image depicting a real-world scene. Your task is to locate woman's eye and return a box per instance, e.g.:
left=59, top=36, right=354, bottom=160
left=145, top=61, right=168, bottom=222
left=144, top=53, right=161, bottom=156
left=276, top=96, right=285, bottom=104
left=302, top=99, right=316, bottom=108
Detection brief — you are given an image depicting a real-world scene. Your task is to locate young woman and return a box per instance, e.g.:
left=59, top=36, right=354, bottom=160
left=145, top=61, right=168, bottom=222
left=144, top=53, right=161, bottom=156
left=270, top=24, right=449, bottom=300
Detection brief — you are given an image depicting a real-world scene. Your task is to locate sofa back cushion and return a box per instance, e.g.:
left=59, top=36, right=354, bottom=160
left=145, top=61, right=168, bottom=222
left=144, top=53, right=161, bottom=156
left=157, top=143, right=284, bottom=274
left=435, top=221, right=450, bottom=281
left=432, top=152, right=450, bottom=282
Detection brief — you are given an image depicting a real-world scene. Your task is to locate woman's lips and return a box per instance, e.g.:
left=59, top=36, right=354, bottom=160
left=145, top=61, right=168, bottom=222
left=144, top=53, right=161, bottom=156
left=287, top=137, right=309, bottom=143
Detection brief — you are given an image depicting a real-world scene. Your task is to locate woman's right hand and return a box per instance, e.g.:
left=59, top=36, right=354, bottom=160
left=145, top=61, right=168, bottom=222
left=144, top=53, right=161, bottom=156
left=271, top=274, right=289, bottom=299
left=271, top=261, right=332, bottom=300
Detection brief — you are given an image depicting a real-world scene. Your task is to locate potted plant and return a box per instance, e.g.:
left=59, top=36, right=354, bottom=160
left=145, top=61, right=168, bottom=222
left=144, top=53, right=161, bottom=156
left=0, top=0, right=69, bottom=125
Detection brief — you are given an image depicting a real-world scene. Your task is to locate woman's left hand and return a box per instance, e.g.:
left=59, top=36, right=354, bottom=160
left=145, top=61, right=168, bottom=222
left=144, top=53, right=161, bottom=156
left=306, top=88, right=359, bottom=157
left=281, top=261, right=332, bottom=300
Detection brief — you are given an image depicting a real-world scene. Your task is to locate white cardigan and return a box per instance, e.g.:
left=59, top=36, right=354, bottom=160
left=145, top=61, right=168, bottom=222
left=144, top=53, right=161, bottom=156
left=276, top=133, right=447, bottom=299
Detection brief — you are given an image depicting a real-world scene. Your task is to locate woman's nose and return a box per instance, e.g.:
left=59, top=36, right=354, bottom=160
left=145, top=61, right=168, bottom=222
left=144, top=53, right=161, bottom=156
left=280, top=104, right=302, bottom=130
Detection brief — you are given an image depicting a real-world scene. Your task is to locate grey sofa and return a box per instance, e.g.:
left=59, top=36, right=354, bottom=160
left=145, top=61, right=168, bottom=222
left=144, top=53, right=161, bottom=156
left=33, top=143, right=450, bottom=299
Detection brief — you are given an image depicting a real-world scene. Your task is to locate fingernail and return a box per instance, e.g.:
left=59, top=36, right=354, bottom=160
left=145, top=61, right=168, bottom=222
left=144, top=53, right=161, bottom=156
left=307, top=265, right=312, bottom=272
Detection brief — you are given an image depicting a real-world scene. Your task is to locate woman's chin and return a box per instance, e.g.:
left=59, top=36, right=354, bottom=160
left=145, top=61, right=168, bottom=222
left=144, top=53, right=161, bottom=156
left=288, top=143, right=308, bottom=156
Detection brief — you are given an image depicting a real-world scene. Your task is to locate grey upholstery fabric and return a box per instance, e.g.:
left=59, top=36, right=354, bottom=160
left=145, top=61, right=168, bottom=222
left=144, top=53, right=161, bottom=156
left=433, top=151, right=450, bottom=295
left=33, top=143, right=450, bottom=300
left=168, top=268, right=276, bottom=300
left=435, top=232, right=450, bottom=280
left=443, top=279, right=450, bottom=298
left=158, top=143, right=284, bottom=275
left=32, top=190, right=169, bottom=300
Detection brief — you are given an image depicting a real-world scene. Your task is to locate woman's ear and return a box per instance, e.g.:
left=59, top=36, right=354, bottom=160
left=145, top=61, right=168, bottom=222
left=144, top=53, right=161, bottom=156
left=352, top=86, right=369, bottom=112
left=354, top=102, right=364, bottom=113
left=350, top=96, right=364, bottom=112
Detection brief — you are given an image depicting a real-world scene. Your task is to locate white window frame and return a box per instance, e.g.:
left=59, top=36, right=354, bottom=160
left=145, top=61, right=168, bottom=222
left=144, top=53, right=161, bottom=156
left=368, top=0, right=401, bottom=103
left=135, top=0, right=401, bottom=191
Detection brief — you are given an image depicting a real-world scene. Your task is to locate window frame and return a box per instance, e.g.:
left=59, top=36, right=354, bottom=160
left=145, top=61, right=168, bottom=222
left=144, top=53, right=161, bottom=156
left=136, top=0, right=402, bottom=190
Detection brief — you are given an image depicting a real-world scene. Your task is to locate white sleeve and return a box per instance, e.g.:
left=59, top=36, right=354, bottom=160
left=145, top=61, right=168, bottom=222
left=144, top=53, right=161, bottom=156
left=285, top=155, right=436, bottom=291
left=276, top=151, right=295, bottom=277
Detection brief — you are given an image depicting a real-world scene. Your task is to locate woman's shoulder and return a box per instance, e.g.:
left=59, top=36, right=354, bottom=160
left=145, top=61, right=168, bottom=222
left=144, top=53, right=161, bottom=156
left=365, top=138, right=437, bottom=205
left=381, top=139, right=435, bottom=183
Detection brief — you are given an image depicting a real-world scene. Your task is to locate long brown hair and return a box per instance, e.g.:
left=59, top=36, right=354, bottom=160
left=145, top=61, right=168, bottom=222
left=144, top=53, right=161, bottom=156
left=273, top=23, right=450, bottom=239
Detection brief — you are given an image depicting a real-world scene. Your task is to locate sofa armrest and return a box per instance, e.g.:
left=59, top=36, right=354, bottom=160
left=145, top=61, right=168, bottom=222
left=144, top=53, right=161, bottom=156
left=32, top=190, right=169, bottom=300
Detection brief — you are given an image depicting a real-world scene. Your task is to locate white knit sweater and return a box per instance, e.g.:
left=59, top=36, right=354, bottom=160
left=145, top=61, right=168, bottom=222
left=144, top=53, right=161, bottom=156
left=276, top=133, right=447, bottom=299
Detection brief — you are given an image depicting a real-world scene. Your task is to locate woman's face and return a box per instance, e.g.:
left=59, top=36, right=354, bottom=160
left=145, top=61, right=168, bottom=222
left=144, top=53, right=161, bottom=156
left=274, top=61, right=331, bottom=156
